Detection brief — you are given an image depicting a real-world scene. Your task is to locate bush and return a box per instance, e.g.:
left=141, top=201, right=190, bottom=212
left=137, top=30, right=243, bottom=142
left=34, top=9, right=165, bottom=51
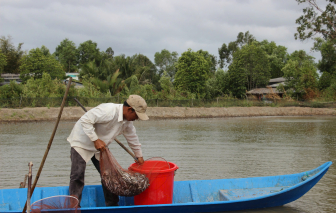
left=0, top=80, right=23, bottom=99
left=22, top=73, right=75, bottom=98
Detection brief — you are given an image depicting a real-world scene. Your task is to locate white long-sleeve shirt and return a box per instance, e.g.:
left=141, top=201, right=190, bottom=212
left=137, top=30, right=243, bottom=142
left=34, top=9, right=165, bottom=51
left=67, top=103, right=142, bottom=162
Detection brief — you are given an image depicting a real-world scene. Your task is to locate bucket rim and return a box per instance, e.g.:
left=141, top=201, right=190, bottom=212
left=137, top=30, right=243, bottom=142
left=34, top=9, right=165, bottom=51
left=129, top=161, right=178, bottom=174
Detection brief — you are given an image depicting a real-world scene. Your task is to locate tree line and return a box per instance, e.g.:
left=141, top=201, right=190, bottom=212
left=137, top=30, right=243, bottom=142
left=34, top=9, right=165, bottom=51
left=0, top=0, right=336, bottom=102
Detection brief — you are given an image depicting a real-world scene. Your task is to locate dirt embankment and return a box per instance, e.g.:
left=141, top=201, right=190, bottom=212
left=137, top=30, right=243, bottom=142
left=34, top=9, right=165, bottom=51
left=0, top=107, right=335, bottom=122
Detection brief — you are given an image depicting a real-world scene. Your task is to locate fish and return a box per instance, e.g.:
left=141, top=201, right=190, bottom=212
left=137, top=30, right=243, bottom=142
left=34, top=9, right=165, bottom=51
left=100, top=149, right=150, bottom=196
left=101, top=168, right=149, bottom=197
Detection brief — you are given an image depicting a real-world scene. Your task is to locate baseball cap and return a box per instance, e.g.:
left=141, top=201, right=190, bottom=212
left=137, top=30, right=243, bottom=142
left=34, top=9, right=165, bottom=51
left=126, top=95, right=149, bottom=120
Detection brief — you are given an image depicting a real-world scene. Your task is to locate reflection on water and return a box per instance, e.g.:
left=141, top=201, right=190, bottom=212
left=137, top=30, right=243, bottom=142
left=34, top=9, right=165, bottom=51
left=0, top=116, right=335, bottom=213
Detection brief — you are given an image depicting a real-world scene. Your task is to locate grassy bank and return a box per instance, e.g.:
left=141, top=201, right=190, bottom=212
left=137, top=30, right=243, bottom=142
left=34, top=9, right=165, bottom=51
left=0, top=106, right=335, bottom=122
left=1, top=97, right=336, bottom=109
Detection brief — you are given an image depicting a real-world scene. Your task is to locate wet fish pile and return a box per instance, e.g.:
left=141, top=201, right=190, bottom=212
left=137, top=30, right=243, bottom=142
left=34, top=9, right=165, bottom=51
left=101, top=167, right=149, bottom=196
left=100, top=149, right=150, bottom=197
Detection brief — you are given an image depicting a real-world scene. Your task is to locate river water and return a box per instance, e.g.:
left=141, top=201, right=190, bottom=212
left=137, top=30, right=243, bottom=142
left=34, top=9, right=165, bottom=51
left=0, top=116, right=335, bottom=212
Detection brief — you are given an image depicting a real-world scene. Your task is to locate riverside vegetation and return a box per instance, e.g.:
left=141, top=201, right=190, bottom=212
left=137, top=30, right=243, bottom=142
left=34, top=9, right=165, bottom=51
left=1, top=1, right=336, bottom=107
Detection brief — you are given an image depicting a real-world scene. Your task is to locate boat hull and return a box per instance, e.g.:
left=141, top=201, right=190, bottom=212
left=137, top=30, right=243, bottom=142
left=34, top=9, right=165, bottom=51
left=0, top=161, right=332, bottom=213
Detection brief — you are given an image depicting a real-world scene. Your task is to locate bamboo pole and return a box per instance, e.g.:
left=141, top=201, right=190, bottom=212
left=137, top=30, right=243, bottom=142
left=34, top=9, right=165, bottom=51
left=114, top=138, right=138, bottom=161
left=22, top=77, right=72, bottom=213
left=19, top=174, right=28, bottom=188
left=26, top=162, right=33, bottom=213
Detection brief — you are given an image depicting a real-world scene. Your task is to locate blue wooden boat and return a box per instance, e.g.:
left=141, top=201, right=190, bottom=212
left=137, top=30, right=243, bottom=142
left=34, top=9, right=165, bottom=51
left=0, top=161, right=332, bottom=213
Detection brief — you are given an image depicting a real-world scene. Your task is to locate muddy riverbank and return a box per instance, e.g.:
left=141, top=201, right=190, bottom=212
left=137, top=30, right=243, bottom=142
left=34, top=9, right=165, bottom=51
left=0, top=106, right=335, bottom=122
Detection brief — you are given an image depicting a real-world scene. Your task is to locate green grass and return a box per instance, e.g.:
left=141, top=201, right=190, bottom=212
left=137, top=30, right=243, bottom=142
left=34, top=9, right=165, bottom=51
left=0, top=97, right=335, bottom=109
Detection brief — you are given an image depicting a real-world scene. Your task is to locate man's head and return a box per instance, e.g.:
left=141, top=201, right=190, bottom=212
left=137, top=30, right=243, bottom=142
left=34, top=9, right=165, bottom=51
left=123, top=95, right=149, bottom=121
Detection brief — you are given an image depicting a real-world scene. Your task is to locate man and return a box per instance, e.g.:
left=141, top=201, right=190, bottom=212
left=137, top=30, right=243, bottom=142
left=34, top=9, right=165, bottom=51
left=67, top=95, right=149, bottom=207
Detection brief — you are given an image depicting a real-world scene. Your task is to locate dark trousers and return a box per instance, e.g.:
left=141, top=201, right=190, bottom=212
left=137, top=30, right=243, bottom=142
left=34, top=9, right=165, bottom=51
left=69, top=147, right=119, bottom=206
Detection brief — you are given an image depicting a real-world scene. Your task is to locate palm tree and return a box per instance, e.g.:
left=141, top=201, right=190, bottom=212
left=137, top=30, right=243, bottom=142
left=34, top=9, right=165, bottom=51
left=79, top=60, right=100, bottom=79
left=90, top=69, right=125, bottom=96
left=113, top=55, right=135, bottom=79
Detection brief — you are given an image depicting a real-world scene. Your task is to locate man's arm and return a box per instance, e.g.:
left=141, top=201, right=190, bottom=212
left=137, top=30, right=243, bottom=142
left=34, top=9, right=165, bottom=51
left=123, top=123, right=144, bottom=164
left=80, top=104, right=114, bottom=150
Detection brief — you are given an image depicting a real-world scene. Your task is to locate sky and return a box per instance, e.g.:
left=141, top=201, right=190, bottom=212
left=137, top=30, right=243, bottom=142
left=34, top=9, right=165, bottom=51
left=0, top=0, right=324, bottom=64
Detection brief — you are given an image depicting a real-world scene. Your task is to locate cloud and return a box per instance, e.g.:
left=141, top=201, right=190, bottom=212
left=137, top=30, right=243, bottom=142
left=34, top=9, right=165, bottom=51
left=0, top=0, right=321, bottom=62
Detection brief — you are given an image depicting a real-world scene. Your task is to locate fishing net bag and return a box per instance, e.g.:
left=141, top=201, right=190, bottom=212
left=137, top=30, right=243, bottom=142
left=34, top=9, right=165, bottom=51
left=100, top=149, right=150, bottom=196
left=31, top=195, right=80, bottom=213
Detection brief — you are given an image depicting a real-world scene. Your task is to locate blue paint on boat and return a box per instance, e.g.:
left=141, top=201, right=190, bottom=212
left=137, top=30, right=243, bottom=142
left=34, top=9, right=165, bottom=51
left=0, top=161, right=332, bottom=213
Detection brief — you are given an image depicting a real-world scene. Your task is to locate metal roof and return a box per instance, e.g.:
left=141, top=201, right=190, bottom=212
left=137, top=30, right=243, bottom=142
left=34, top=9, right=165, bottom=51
left=269, top=82, right=286, bottom=88
left=269, top=77, right=286, bottom=83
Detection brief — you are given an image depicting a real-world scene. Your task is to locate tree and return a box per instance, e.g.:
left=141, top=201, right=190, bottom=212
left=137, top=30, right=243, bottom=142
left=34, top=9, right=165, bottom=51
left=82, top=58, right=117, bottom=81
left=311, top=38, right=336, bottom=89
left=281, top=59, right=318, bottom=99
left=132, top=53, right=158, bottom=85
left=113, top=54, right=136, bottom=79
left=128, top=75, right=141, bottom=95
left=288, top=50, right=316, bottom=66
left=260, top=40, right=289, bottom=78
left=323, top=80, right=336, bottom=100
left=89, top=69, right=125, bottom=96
left=236, top=31, right=256, bottom=46
left=205, top=68, right=229, bottom=99
left=227, top=42, right=271, bottom=98
left=175, top=49, right=211, bottom=95
left=22, top=72, right=73, bottom=98
left=77, top=77, right=110, bottom=98
left=106, top=54, right=160, bottom=90
left=279, top=50, right=318, bottom=99
left=317, top=38, right=336, bottom=89
left=107, top=69, right=125, bottom=95
left=40, top=45, right=51, bottom=56
left=77, top=40, right=101, bottom=67
left=159, top=71, right=173, bottom=93
left=20, top=47, right=66, bottom=83
left=197, top=50, right=217, bottom=77
left=319, top=71, right=334, bottom=89
left=0, top=35, right=24, bottom=74
left=54, top=38, right=78, bottom=73
left=154, top=49, right=178, bottom=78
left=79, top=60, right=101, bottom=79
left=295, top=0, right=336, bottom=42
left=218, top=31, right=256, bottom=68
left=98, top=47, right=115, bottom=66
left=155, top=71, right=174, bottom=99
left=0, top=50, right=7, bottom=75
left=105, top=47, right=114, bottom=59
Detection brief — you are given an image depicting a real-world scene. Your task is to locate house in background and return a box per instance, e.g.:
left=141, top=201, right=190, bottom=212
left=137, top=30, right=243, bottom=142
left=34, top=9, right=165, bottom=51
left=268, top=77, right=286, bottom=89
left=0, top=73, right=21, bottom=86
left=1, top=73, right=83, bottom=89
left=247, top=77, right=286, bottom=100
left=64, top=73, right=83, bottom=88
left=66, top=73, right=80, bottom=81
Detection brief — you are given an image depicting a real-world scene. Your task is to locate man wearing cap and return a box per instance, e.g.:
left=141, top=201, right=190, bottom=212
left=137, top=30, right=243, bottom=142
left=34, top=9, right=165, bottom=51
left=67, top=95, right=149, bottom=207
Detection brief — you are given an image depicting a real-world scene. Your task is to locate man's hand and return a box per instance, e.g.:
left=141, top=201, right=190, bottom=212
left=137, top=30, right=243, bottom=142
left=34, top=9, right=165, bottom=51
left=137, top=157, right=144, bottom=165
left=94, top=139, right=107, bottom=151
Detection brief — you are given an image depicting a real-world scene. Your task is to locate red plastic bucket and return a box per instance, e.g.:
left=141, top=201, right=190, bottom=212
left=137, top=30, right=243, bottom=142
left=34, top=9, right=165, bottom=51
left=129, top=161, right=178, bottom=205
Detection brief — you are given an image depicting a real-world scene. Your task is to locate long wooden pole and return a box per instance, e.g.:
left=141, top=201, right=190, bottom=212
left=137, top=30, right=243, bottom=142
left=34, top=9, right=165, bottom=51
left=22, top=78, right=72, bottom=213
left=73, top=98, right=138, bottom=162
left=26, top=162, right=33, bottom=213
left=114, top=138, right=138, bottom=161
